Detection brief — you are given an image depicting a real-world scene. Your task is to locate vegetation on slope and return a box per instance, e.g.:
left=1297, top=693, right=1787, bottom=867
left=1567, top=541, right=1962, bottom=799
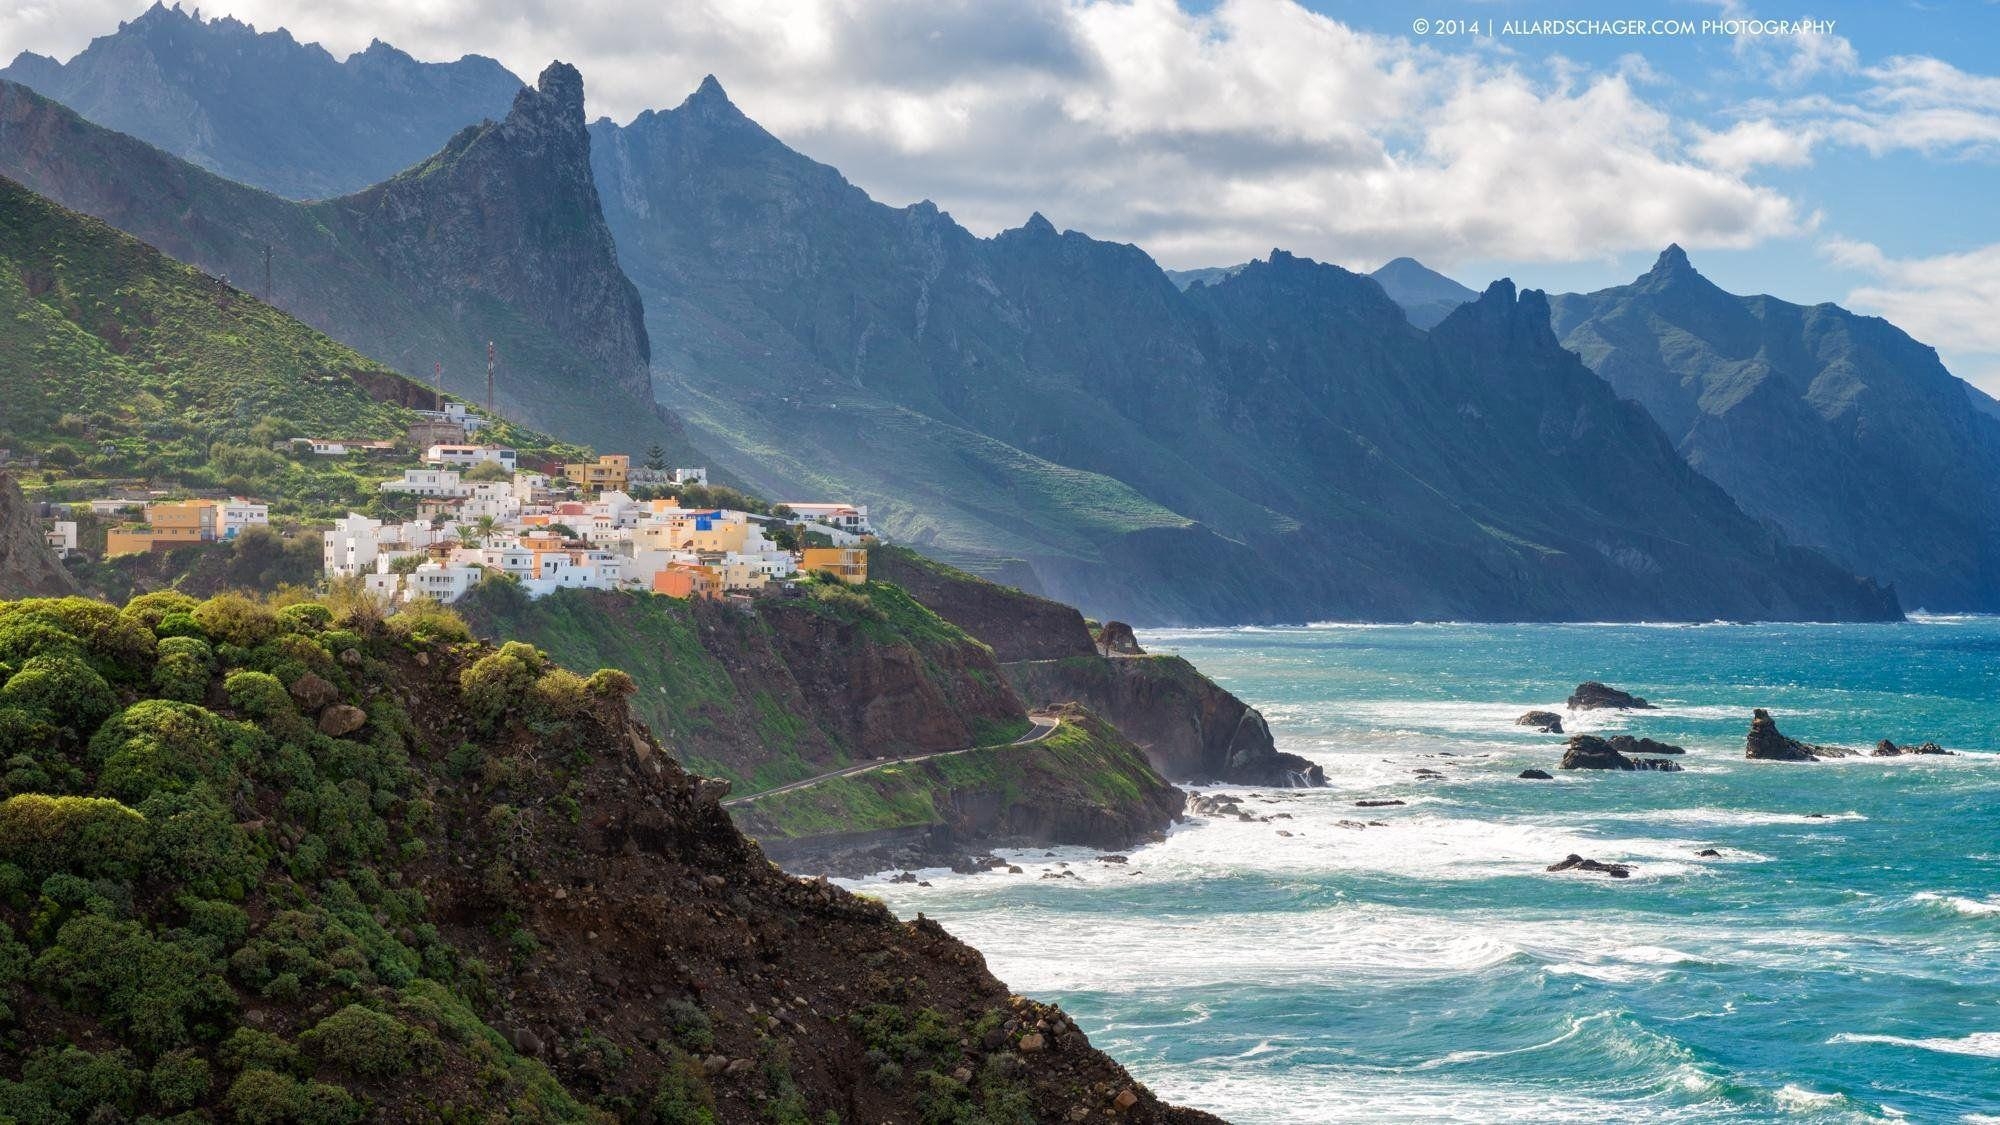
left=0, top=588, right=1208, bottom=1123
left=0, top=174, right=579, bottom=514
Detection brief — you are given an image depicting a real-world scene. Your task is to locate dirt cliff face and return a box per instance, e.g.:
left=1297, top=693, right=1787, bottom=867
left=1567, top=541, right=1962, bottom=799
left=1008, top=654, right=1325, bottom=787
left=870, top=546, right=1096, bottom=662
left=0, top=472, right=74, bottom=599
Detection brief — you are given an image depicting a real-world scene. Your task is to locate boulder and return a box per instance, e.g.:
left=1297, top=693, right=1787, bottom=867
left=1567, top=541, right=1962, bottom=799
left=317, top=703, right=368, bottom=737
left=1873, top=739, right=1953, bottom=756
left=288, top=672, right=339, bottom=713
left=1093, top=621, right=1145, bottom=656
left=1517, top=768, right=1554, bottom=780
left=1547, top=854, right=1632, bottom=878
left=1354, top=799, right=1406, bottom=807
left=1566, top=681, right=1656, bottom=710
left=1744, top=709, right=1855, bottom=761
left=1516, top=710, right=1564, bottom=733
left=694, top=778, right=732, bottom=804
left=1559, top=735, right=1682, bottom=772
left=1605, top=734, right=1684, bottom=756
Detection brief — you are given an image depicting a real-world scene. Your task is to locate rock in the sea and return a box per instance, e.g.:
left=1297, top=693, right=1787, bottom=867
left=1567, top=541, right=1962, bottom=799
left=1559, top=735, right=1682, bottom=772
left=1566, top=681, right=1656, bottom=710
left=1547, top=854, right=1633, bottom=878
left=1516, top=710, right=1564, bottom=733
left=1606, top=734, right=1684, bottom=756
left=1873, top=739, right=1953, bottom=756
left=1694, top=848, right=1722, bottom=858
left=1093, top=621, right=1145, bottom=656
left=1518, top=768, right=1554, bottom=780
left=1354, top=799, right=1406, bottom=807
left=1744, top=709, right=1855, bottom=761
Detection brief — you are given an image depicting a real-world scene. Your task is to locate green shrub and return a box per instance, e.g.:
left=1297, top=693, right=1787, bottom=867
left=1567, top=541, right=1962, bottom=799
left=224, top=1068, right=361, bottom=1125
left=20, top=1045, right=142, bottom=1119
left=153, top=636, right=216, bottom=702
left=224, top=670, right=295, bottom=721
left=218, top=1028, right=301, bottom=1075
left=244, top=634, right=337, bottom=686
left=298, top=1003, right=439, bottom=1078
left=386, top=600, right=472, bottom=647
left=651, top=1048, right=717, bottom=1125
left=193, top=594, right=278, bottom=648
left=275, top=603, right=333, bottom=635
left=0, top=793, right=149, bottom=880
left=33, top=913, right=235, bottom=1053
left=530, top=668, right=589, bottom=719
left=662, top=998, right=715, bottom=1052
left=458, top=642, right=546, bottom=727
left=0, top=597, right=155, bottom=679
left=0, top=618, right=82, bottom=666
left=143, top=788, right=262, bottom=899
left=123, top=590, right=200, bottom=633
left=155, top=612, right=207, bottom=640
left=88, top=700, right=234, bottom=803
left=586, top=667, right=637, bottom=699
left=0, top=652, right=116, bottom=738
left=148, top=1048, right=212, bottom=1110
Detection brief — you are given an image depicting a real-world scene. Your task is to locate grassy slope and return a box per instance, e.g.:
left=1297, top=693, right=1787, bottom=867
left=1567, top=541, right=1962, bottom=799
left=0, top=176, right=579, bottom=514
left=734, top=714, right=1155, bottom=841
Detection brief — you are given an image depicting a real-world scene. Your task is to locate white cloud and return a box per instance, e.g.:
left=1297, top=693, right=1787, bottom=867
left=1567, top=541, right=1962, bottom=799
left=1, top=0, right=1814, bottom=268
left=1692, top=118, right=1817, bottom=172
left=1823, top=236, right=2000, bottom=393
left=1741, top=54, right=2000, bottom=163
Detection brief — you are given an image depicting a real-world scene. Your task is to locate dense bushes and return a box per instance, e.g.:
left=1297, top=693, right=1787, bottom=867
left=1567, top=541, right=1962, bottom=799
left=0, top=794, right=148, bottom=880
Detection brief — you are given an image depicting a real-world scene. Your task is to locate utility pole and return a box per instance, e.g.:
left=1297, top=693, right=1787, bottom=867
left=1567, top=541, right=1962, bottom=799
left=433, top=361, right=443, bottom=408
left=262, top=243, right=272, bottom=302
left=486, top=341, right=496, bottom=416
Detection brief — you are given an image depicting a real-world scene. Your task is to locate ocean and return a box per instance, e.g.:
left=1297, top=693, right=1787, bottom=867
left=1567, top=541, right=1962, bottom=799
left=852, top=617, right=2000, bottom=1122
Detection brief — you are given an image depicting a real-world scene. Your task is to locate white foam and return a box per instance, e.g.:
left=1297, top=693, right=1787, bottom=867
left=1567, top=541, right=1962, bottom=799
left=1608, top=808, right=1867, bottom=827
left=1911, top=892, right=2000, bottom=917
left=1828, top=1031, right=2000, bottom=1058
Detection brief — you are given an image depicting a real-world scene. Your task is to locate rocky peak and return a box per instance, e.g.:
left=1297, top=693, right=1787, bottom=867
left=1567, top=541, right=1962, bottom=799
left=1020, top=211, right=1059, bottom=237
left=1635, top=242, right=1724, bottom=297
left=1433, top=278, right=1560, bottom=353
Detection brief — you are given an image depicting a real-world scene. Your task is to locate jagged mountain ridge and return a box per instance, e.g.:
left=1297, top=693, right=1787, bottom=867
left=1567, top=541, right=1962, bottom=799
left=588, top=77, right=1894, bottom=623
left=0, top=67, right=684, bottom=462
left=0, top=2, right=522, bottom=199
left=1551, top=246, right=2000, bottom=611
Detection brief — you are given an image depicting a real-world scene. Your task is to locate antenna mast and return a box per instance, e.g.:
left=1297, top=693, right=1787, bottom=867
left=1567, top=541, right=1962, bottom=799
left=486, top=341, right=496, bottom=416
left=262, top=243, right=272, bottom=301
left=433, top=361, right=443, bottom=407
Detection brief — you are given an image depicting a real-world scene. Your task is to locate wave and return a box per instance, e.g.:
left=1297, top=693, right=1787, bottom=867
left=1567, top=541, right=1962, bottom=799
left=1910, top=891, right=2000, bottom=917
left=1828, top=1030, right=2000, bottom=1058
left=1607, top=808, right=1866, bottom=827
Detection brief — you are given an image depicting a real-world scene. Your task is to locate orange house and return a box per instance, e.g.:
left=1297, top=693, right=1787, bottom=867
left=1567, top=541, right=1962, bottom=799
left=801, top=547, right=868, bottom=585
left=653, top=563, right=721, bottom=600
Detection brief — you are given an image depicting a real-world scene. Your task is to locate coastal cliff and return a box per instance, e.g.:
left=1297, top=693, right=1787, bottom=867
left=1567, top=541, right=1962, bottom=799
left=0, top=588, right=1214, bottom=1121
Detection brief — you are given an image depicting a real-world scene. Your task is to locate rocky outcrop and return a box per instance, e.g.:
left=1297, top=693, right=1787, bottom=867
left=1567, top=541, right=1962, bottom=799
left=1095, top=621, right=1145, bottom=656
left=0, top=472, right=75, bottom=599
left=1873, top=739, right=1953, bottom=756
left=1006, top=654, right=1325, bottom=787
left=1568, top=681, right=1656, bottom=710
left=1516, top=710, right=1564, bottom=733
left=1518, top=769, right=1554, bottom=780
left=868, top=546, right=1095, bottom=662
left=1548, top=854, right=1633, bottom=878
left=1605, top=734, right=1684, bottom=756
left=1559, top=735, right=1683, bottom=772
left=1744, top=708, right=1857, bottom=761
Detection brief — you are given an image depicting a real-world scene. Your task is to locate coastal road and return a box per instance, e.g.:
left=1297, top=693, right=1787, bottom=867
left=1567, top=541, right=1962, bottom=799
left=721, top=714, right=1060, bottom=808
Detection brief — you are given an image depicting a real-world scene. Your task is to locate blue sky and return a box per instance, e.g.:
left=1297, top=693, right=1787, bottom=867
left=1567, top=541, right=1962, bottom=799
left=6, top=0, right=1999, bottom=388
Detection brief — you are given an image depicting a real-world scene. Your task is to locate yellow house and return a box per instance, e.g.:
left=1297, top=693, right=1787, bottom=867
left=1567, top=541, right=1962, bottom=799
left=106, top=500, right=217, bottom=556
left=562, top=454, right=629, bottom=494
left=635, top=510, right=750, bottom=554
left=801, top=547, right=868, bottom=585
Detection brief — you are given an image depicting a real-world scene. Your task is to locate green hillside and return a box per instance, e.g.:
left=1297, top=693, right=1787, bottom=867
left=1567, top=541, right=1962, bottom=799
left=0, top=175, right=577, bottom=515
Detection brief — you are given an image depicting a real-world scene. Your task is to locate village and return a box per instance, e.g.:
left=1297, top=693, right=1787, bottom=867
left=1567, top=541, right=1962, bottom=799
left=31, top=403, right=875, bottom=606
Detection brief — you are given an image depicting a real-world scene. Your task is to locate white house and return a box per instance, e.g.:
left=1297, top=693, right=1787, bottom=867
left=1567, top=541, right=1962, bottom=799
left=782, top=502, right=875, bottom=536
left=323, top=514, right=385, bottom=577
left=425, top=444, right=517, bottom=470
left=379, top=469, right=471, bottom=498
left=404, top=562, right=485, bottom=603
left=216, top=500, right=269, bottom=540
left=43, top=521, right=77, bottom=557
left=412, top=402, right=490, bottom=434
left=672, top=467, right=709, bottom=487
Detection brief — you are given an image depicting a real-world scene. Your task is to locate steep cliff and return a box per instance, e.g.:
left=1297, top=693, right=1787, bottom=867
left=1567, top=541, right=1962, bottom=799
left=0, top=589, right=1213, bottom=1122
left=869, top=546, right=1096, bottom=663
left=0, top=473, right=74, bottom=599
left=0, top=71, right=685, bottom=463
left=0, top=2, right=522, bottom=199
left=1552, top=246, right=2000, bottom=611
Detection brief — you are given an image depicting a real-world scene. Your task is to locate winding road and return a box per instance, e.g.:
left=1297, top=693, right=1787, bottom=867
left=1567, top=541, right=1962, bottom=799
left=722, top=714, right=1060, bottom=807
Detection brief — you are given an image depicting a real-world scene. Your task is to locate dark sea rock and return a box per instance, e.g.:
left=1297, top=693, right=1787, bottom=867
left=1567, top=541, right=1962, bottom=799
left=1605, top=734, right=1685, bottom=756
left=1093, top=621, right=1145, bottom=656
left=1517, top=769, right=1554, bottom=780
left=1745, top=709, right=1857, bottom=761
left=1354, top=799, right=1406, bottom=807
left=1694, top=848, right=1722, bottom=858
left=1547, top=854, right=1633, bottom=878
left=1567, top=682, right=1656, bottom=710
left=1560, top=735, right=1683, bottom=772
left=1516, top=710, right=1564, bottom=733
left=1874, top=739, right=1953, bottom=756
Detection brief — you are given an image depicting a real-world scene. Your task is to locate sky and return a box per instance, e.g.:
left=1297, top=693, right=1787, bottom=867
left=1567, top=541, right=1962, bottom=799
left=4, top=0, right=1999, bottom=390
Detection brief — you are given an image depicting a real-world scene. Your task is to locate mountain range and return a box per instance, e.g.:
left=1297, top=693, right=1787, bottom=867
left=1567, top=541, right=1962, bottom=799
left=13, top=8, right=1990, bottom=621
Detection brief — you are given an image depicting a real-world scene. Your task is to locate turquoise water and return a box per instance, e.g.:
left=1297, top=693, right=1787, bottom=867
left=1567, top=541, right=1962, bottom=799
left=856, top=618, right=2000, bottom=1122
